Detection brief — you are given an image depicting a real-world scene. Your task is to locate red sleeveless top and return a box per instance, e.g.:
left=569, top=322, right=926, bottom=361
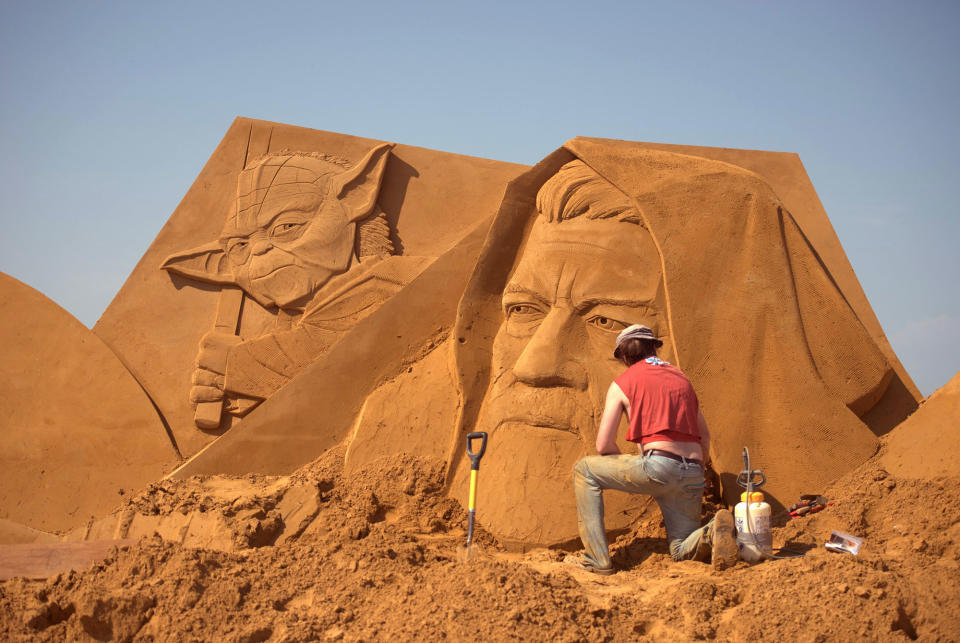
left=614, top=358, right=701, bottom=444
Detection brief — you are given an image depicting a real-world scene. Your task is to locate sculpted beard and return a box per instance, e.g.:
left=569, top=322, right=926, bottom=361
left=468, top=371, right=604, bottom=543
left=479, top=368, right=599, bottom=444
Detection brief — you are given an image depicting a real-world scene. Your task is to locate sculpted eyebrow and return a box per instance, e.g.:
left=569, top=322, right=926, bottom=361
left=574, top=296, right=657, bottom=314
left=502, top=284, right=550, bottom=306
left=256, top=207, right=314, bottom=229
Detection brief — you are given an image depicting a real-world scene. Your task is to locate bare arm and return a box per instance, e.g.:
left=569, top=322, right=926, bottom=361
left=596, top=382, right=628, bottom=455
left=698, top=410, right=711, bottom=464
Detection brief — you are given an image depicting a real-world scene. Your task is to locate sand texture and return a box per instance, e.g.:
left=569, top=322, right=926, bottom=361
left=0, top=273, right=179, bottom=533
left=881, top=370, right=960, bottom=478
left=1, top=435, right=957, bottom=641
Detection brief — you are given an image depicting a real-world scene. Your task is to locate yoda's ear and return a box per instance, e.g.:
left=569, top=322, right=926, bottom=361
left=160, top=240, right=238, bottom=285
left=330, top=143, right=393, bottom=222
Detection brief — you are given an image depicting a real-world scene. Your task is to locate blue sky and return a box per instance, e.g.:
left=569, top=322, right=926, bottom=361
left=1, top=1, right=957, bottom=395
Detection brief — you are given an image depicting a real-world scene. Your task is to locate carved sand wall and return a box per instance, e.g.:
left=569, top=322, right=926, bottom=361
left=881, top=370, right=960, bottom=478
left=0, top=273, right=179, bottom=533
left=601, top=140, right=919, bottom=434
left=346, top=140, right=918, bottom=548
left=1, top=123, right=923, bottom=552
left=93, top=118, right=526, bottom=460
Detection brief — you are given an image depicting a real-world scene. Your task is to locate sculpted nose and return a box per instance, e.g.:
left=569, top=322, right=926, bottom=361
left=251, top=239, right=272, bottom=255
left=512, top=309, right=588, bottom=390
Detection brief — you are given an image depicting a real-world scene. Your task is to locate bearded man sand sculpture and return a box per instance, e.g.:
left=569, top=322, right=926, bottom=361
left=161, top=143, right=429, bottom=427
left=440, top=141, right=898, bottom=548
left=339, top=139, right=906, bottom=550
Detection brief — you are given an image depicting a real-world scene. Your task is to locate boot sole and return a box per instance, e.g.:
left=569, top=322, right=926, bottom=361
left=711, top=509, right=738, bottom=570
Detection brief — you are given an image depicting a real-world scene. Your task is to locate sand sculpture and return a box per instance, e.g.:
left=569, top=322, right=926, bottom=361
left=348, top=141, right=920, bottom=547
left=160, top=143, right=431, bottom=428
left=0, top=119, right=924, bottom=550
left=0, top=273, right=179, bottom=533
left=92, top=119, right=525, bottom=460
left=881, top=369, right=960, bottom=478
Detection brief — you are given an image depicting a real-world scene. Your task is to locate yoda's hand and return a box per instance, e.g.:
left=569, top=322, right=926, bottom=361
left=189, top=331, right=243, bottom=404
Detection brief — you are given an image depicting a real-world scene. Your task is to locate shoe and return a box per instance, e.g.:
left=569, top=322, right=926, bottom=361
left=563, top=554, right=615, bottom=576
left=710, top=509, right=738, bottom=571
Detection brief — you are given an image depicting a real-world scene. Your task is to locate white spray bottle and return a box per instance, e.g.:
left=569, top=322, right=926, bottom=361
left=734, top=447, right=773, bottom=562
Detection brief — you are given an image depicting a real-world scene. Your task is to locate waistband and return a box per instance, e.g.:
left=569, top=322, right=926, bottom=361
left=644, top=449, right=702, bottom=467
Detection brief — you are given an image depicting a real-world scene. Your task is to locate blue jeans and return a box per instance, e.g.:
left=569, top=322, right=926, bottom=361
left=573, top=453, right=713, bottom=568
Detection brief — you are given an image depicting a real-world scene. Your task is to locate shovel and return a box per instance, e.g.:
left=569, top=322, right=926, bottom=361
left=459, top=431, right=487, bottom=562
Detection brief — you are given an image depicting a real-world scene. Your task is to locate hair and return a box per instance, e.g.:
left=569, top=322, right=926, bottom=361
left=536, top=160, right=644, bottom=225
left=617, top=338, right=659, bottom=366
left=355, top=208, right=396, bottom=259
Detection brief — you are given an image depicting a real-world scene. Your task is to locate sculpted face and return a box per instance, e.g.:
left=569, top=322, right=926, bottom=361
left=220, top=190, right=355, bottom=309
left=473, top=216, right=665, bottom=543
left=161, top=144, right=392, bottom=311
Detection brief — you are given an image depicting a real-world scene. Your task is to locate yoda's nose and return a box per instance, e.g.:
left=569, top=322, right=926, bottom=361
left=251, top=239, right=273, bottom=255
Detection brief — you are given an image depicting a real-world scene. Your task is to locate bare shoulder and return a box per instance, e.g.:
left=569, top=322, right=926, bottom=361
left=607, top=381, right=629, bottom=406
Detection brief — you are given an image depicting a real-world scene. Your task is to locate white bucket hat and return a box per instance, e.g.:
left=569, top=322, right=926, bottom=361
left=613, top=324, right=663, bottom=358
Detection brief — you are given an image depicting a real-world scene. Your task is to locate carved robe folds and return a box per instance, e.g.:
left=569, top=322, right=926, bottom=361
left=224, top=255, right=431, bottom=406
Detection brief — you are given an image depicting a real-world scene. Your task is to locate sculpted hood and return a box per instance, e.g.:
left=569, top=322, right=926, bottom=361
left=448, top=139, right=892, bottom=513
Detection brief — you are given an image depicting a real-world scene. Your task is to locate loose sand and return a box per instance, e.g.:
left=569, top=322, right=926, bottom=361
left=2, top=408, right=957, bottom=641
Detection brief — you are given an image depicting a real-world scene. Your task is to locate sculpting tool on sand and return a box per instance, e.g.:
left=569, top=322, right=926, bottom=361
left=460, top=431, right=487, bottom=562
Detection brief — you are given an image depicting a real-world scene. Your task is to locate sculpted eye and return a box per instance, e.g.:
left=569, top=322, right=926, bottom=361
left=588, top=315, right=628, bottom=332
left=506, top=303, right=543, bottom=318
left=272, top=222, right=303, bottom=236
left=502, top=299, right=546, bottom=336
left=226, top=239, right=249, bottom=256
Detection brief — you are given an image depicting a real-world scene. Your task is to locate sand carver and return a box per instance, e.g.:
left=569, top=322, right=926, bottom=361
left=162, top=144, right=430, bottom=427
left=565, top=324, right=737, bottom=574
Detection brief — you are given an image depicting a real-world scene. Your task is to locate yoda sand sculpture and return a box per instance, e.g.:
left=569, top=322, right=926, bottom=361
left=161, top=143, right=429, bottom=428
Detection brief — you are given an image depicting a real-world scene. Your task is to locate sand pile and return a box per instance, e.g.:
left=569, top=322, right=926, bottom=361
left=882, top=370, right=960, bottom=478
left=2, top=431, right=958, bottom=642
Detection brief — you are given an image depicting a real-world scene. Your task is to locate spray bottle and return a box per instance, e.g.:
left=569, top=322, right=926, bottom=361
left=735, top=447, right=773, bottom=562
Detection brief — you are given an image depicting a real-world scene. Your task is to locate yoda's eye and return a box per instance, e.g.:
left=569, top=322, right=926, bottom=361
left=272, top=222, right=302, bottom=236
left=588, top=316, right=627, bottom=332
left=225, top=240, right=250, bottom=264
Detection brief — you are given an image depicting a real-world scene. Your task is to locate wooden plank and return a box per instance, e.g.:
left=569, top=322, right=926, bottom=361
left=0, top=540, right=134, bottom=580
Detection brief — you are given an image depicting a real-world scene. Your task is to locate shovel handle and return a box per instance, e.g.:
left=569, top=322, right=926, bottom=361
left=466, top=432, right=487, bottom=470
left=465, top=431, right=487, bottom=548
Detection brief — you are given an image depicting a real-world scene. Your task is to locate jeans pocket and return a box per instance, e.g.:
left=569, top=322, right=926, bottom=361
left=642, top=458, right=668, bottom=485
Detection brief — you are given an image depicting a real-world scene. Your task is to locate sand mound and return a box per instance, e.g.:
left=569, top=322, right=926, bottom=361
left=0, top=272, right=178, bottom=533
left=881, top=370, right=960, bottom=478
left=2, top=436, right=958, bottom=641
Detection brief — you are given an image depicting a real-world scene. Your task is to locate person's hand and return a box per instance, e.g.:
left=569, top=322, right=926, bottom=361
left=703, top=461, right=721, bottom=501
left=189, top=331, right=243, bottom=404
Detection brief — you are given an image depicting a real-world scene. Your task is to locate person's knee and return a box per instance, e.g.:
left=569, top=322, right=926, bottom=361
left=573, top=457, right=591, bottom=480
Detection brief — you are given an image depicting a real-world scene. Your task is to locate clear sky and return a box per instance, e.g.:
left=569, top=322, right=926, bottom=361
left=1, top=1, right=957, bottom=395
